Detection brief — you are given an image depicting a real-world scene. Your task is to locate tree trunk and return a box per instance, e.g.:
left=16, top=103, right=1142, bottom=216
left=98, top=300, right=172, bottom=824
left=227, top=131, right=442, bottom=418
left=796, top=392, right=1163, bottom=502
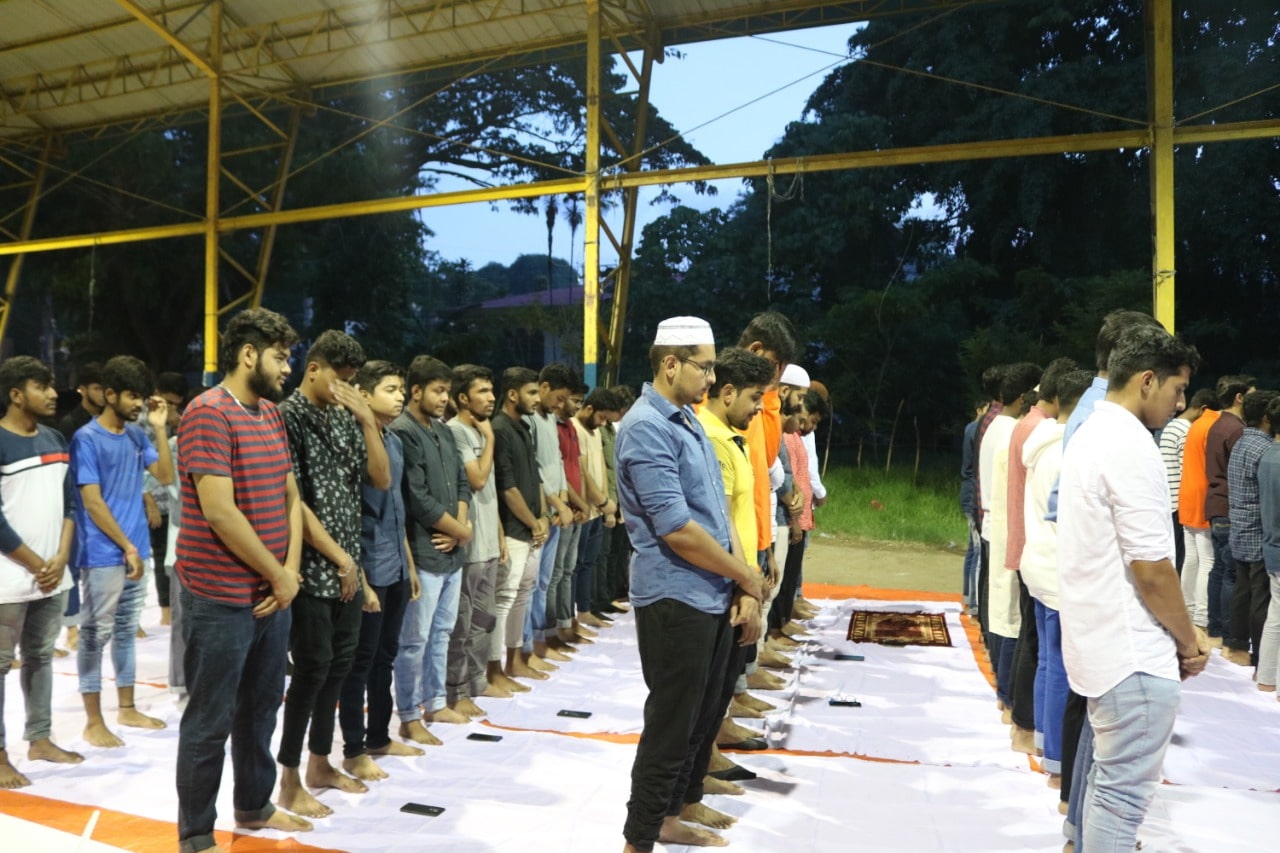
left=885, top=398, right=904, bottom=473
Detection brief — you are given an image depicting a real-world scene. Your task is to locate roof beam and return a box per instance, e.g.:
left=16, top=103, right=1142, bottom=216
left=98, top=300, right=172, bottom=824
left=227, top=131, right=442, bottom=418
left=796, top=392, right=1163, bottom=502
left=114, top=0, right=217, bottom=78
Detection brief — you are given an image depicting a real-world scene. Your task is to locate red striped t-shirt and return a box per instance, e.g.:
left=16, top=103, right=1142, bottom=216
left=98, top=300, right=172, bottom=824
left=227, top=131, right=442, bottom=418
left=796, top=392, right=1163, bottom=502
left=176, top=387, right=293, bottom=606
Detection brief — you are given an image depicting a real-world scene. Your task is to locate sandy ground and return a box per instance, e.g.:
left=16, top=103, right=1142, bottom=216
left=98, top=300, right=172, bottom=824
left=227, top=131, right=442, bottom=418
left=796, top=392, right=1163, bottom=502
left=800, top=534, right=964, bottom=594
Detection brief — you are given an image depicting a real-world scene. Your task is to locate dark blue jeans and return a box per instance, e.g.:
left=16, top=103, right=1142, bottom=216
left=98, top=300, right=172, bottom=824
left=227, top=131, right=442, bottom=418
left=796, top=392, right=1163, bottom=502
left=573, top=517, right=604, bottom=614
left=339, top=577, right=410, bottom=758
left=176, top=589, right=290, bottom=853
left=1208, top=517, right=1236, bottom=640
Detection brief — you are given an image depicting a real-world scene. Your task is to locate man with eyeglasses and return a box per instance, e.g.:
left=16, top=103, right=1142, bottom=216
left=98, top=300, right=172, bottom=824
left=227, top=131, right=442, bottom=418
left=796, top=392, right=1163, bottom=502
left=618, top=317, right=764, bottom=853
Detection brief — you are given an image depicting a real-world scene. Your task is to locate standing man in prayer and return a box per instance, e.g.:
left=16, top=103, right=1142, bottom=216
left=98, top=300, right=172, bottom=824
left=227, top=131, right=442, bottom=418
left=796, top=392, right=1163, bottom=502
left=618, top=317, right=764, bottom=852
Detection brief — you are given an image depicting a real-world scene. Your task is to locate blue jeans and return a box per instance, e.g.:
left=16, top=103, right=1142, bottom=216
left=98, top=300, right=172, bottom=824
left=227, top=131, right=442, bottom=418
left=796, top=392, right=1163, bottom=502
left=992, top=635, right=1016, bottom=707
left=176, top=589, right=290, bottom=853
left=1034, top=601, right=1068, bottom=775
left=574, top=518, right=604, bottom=614
left=0, top=591, right=68, bottom=746
left=1081, top=672, right=1180, bottom=852
left=550, top=522, right=582, bottom=629
left=1208, top=517, right=1234, bottom=638
left=395, top=568, right=461, bottom=717
left=527, top=524, right=561, bottom=646
left=963, top=518, right=981, bottom=609
left=78, top=564, right=146, bottom=694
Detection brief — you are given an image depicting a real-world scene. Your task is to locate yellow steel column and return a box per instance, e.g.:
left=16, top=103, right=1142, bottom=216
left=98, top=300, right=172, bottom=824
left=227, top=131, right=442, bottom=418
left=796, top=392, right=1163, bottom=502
left=252, top=104, right=303, bottom=309
left=0, top=135, right=53, bottom=348
left=1147, top=0, right=1175, bottom=332
left=203, top=0, right=223, bottom=383
left=582, top=0, right=602, bottom=387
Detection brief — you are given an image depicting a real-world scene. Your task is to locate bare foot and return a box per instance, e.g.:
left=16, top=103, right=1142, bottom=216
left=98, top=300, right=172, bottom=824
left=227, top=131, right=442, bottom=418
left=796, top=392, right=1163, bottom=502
left=136, top=627, right=147, bottom=639
left=718, top=719, right=762, bottom=743
left=734, top=692, right=776, bottom=713
left=28, top=739, right=84, bottom=765
left=53, top=647, right=69, bottom=658
left=0, top=753, right=31, bottom=789
left=341, top=754, right=388, bottom=782
left=160, top=607, right=172, bottom=627
left=780, top=621, right=809, bottom=639
left=306, top=757, right=368, bottom=794
left=452, top=698, right=487, bottom=718
left=578, top=612, right=608, bottom=629
left=535, top=643, right=571, bottom=662
left=610, top=599, right=630, bottom=611
left=488, top=672, right=529, bottom=694
left=766, top=634, right=800, bottom=650
left=119, top=706, right=167, bottom=730
left=237, top=808, right=314, bottom=833
left=728, top=698, right=763, bottom=719
left=505, top=660, right=549, bottom=680
left=657, top=816, right=727, bottom=847
left=84, top=720, right=125, bottom=748
left=9, top=659, right=17, bottom=670
left=702, top=775, right=744, bottom=796
left=368, top=739, right=425, bottom=757
left=425, top=707, right=471, bottom=725
left=399, top=720, right=442, bottom=746
left=481, top=682, right=513, bottom=699
left=680, top=802, right=738, bottom=829
left=708, top=747, right=734, bottom=773
left=66, top=626, right=78, bottom=651
left=757, top=648, right=793, bottom=669
left=746, top=671, right=785, bottom=691
left=573, top=621, right=598, bottom=638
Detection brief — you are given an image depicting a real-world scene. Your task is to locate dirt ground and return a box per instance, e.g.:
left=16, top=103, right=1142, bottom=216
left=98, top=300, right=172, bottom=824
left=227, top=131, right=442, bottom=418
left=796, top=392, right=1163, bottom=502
left=799, top=534, right=964, bottom=594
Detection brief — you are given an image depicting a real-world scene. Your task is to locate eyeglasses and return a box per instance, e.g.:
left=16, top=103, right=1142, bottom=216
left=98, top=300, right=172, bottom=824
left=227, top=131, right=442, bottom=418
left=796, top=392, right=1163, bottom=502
left=677, top=356, right=717, bottom=378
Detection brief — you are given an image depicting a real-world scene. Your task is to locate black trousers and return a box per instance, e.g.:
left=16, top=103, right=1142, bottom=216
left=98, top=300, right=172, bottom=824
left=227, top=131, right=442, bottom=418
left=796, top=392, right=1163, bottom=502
left=277, top=591, right=363, bottom=768
left=624, top=599, right=733, bottom=852
left=1059, top=689, right=1087, bottom=805
left=977, top=538, right=991, bottom=645
left=769, top=532, right=807, bottom=633
left=1231, top=559, right=1270, bottom=664
left=339, top=578, right=411, bottom=758
left=1172, top=511, right=1185, bottom=574
left=1010, top=574, right=1039, bottom=731
left=151, top=516, right=171, bottom=607
left=606, top=523, right=633, bottom=602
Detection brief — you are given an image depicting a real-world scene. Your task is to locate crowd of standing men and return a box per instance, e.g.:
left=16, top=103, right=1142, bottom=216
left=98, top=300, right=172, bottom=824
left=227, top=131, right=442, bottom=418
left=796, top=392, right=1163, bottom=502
left=962, top=309, right=1280, bottom=852
left=0, top=305, right=832, bottom=853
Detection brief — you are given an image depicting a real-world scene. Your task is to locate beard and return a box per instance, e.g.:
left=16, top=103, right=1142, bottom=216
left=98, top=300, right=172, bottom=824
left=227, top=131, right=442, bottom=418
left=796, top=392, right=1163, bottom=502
left=249, top=360, right=285, bottom=403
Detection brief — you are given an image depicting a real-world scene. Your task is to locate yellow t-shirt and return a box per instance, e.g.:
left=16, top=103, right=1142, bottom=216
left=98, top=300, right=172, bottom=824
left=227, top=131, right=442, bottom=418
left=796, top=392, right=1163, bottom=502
left=696, top=407, right=758, bottom=568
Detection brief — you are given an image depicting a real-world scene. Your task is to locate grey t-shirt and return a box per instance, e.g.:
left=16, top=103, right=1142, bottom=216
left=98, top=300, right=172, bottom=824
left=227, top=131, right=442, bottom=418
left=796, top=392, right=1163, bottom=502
left=525, top=409, right=566, bottom=496
left=448, top=419, right=501, bottom=563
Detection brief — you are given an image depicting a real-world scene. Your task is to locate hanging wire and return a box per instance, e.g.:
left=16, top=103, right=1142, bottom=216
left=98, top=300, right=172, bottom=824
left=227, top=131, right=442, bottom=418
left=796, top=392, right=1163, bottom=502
left=87, top=245, right=96, bottom=333
left=765, top=162, right=803, bottom=301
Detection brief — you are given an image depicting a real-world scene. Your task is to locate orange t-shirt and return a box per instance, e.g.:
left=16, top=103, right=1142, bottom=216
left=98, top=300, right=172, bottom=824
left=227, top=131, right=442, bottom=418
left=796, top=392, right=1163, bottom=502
left=1178, top=409, right=1220, bottom=530
left=746, top=389, right=783, bottom=551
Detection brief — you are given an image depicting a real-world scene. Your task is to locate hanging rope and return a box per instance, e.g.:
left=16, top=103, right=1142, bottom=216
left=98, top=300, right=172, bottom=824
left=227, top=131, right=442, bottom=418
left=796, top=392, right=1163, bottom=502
left=87, top=245, right=96, bottom=333
left=764, top=161, right=803, bottom=301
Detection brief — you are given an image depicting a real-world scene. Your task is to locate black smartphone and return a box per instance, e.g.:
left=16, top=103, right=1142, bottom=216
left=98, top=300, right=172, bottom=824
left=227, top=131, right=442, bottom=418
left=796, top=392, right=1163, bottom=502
left=557, top=709, right=592, bottom=719
left=466, top=732, right=503, bottom=742
left=828, top=698, right=862, bottom=707
left=400, top=803, right=445, bottom=817
left=834, top=653, right=865, bottom=662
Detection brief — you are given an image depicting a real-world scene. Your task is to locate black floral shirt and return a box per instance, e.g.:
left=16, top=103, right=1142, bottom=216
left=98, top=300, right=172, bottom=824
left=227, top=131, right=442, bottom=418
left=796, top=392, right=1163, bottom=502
left=281, top=390, right=367, bottom=598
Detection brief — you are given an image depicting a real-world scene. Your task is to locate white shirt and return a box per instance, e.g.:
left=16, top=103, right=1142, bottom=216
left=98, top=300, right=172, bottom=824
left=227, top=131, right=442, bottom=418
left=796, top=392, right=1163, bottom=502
left=1058, top=401, right=1179, bottom=698
left=978, top=415, right=1016, bottom=541
left=1021, top=419, right=1063, bottom=610
left=803, top=432, right=826, bottom=501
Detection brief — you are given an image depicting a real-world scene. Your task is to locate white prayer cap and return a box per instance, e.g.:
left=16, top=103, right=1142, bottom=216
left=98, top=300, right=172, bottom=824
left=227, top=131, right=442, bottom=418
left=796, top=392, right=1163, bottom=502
left=780, top=364, right=810, bottom=388
left=654, top=316, right=715, bottom=346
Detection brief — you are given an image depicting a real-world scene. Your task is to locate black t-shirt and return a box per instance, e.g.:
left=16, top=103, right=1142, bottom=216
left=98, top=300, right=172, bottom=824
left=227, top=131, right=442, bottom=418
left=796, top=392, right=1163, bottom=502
left=492, top=411, right=542, bottom=542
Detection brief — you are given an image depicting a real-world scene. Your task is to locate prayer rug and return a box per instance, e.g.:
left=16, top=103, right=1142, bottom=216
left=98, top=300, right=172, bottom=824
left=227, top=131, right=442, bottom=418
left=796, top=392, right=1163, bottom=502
left=847, top=609, right=952, bottom=647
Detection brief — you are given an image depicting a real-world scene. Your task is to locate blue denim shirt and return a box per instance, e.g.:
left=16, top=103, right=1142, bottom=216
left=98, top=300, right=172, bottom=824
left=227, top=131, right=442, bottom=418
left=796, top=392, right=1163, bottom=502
left=616, top=383, right=734, bottom=615
left=1047, top=376, right=1108, bottom=521
left=360, top=427, right=409, bottom=587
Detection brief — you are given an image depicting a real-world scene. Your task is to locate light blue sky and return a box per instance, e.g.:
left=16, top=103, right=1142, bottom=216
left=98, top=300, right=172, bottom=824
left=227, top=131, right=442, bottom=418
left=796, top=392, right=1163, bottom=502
left=417, top=23, right=863, bottom=270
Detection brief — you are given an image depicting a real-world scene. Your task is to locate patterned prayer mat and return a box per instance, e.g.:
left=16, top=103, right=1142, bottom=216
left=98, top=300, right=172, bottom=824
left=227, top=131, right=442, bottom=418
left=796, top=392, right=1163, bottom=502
left=847, top=609, right=952, bottom=647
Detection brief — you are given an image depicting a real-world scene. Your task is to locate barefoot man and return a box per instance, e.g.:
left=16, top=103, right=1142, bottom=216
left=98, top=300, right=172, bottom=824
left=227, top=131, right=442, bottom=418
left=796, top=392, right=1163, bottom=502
left=70, top=355, right=173, bottom=747
left=617, top=317, right=764, bottom=851
left=0, top=356, right=84, bottom=787
left=277, top=330, right=390, bottom=816
left=174, top=308, right=311, bottom=851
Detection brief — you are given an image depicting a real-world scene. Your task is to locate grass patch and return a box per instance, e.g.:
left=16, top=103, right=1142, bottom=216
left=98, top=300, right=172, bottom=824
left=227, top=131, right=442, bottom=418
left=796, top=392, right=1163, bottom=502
left=815, top=460, right=967, bottom=549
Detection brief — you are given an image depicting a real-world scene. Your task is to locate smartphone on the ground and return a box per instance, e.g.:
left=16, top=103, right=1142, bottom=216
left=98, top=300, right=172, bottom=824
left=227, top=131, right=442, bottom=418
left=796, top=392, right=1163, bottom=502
left=401, top=803, right=446, bottom=817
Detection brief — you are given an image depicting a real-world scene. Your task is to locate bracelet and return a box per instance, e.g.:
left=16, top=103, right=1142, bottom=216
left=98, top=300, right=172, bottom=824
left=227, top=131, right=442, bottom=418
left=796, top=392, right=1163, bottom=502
left=336, top=558, right=354, bottom=578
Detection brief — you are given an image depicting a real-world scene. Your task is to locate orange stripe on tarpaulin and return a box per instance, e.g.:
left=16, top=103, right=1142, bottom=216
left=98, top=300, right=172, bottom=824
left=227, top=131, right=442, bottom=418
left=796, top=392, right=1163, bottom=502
left=801, top=582, right=962, bottom=603
left=0, top=789, right=345, bottom=853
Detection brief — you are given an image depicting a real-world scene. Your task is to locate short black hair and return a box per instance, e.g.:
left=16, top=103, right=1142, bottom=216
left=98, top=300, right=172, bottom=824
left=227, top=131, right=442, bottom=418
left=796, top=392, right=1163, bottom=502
left=76, top=361, right=103, bottom=388
left=648, top=344, right=698, bottom=375
left=155, top=371, right=188, bottom=399
left=803, top=389, right=828, bottom=420
left=0, top=356, right=54, bottom=408
left=407, top=355, right=453, bottom=392
left=305, top=329, right=366, bottom=372
left=501, top=366, right=539, bottom=401
left=737, top=311, right=798, bottom=366
left=1037, top=357, right=1079, bottom=403
left=1106, top=325, right=1200, bottom=388
left=981, top=365, right=1004, bottom=400
left=1241, top=390, right=1276, bottom=429
left=219, top=308, right=299, bottom=374
left=999, top=363, right=1042, bottom=406
left=609, top=384, right=636, bottom=408
left=354, top=360, right=404, bottom=394
left=1188, top=388, right=1219, bottom=411
left=1096, top=310, right=1163, bottom=373
left=1265, top=396, right=1280, bottom=436
left=538, top=362, right=578, bottom=392
left=582, top=387, right=624, bottom=413
left=102, top=355, right=155, bottom=398
left=1216, top=374, right=1257, bottom=409
left=1057, top=369, right=1094, bottom=410
left=708, top=347, right=775, bottom=397
left=452, top=364, right=494, bottom=404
